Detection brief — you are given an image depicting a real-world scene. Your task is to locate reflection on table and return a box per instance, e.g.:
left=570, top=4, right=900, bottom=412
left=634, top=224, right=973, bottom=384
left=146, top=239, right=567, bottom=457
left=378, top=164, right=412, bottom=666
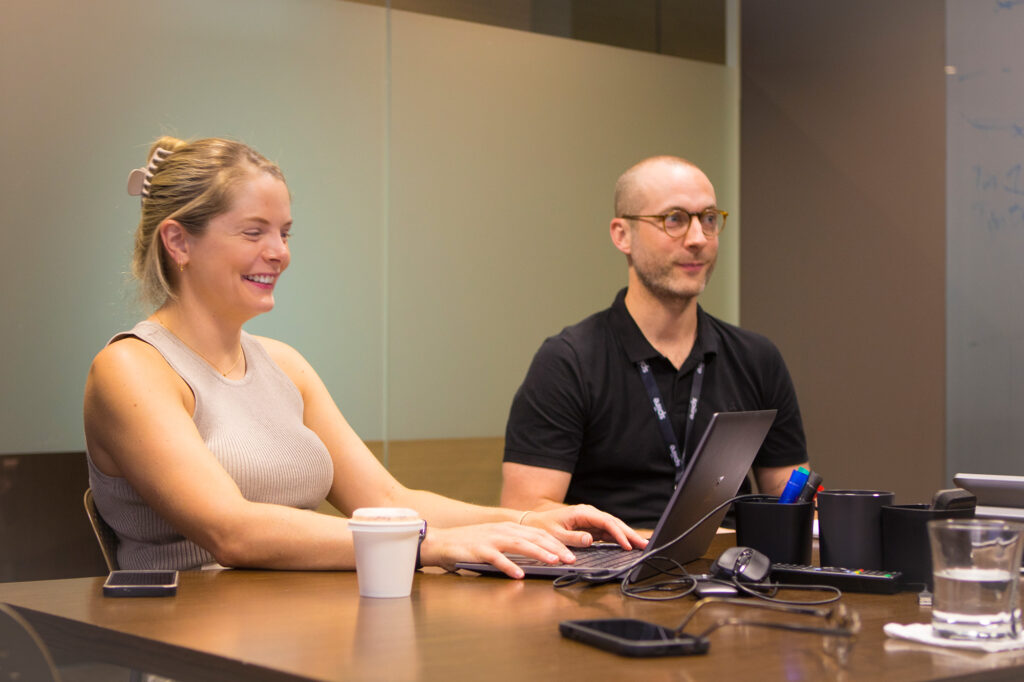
left=2, top=534, right=1024, bottom=681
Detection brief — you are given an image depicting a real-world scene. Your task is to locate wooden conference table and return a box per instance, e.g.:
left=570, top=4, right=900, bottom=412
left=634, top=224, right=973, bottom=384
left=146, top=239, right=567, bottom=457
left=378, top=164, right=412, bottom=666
left=3, top=534, right=1024, bottom=682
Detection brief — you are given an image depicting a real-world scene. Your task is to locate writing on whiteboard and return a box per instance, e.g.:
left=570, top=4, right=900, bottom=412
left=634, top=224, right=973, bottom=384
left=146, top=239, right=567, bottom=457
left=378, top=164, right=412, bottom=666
left=966, top=116, right=1024, bottom=137
left=969, top=164, right=1024, bottom=231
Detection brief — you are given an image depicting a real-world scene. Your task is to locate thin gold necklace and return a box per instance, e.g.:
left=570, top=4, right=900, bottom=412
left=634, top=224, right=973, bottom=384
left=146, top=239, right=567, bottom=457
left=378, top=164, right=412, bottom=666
left=153, top=313, right=244, bottom=377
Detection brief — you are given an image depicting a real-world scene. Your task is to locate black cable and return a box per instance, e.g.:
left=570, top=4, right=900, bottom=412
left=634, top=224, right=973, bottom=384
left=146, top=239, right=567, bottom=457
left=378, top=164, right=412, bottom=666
left=618, top=557, right=699, bottom=601
left=553, top=493, right=765, bottom=589
left=552, top=492, right=844, bottom=606
left=730, top=577, right=842, bottom=605
left=673, top=598, right=861, bottom=644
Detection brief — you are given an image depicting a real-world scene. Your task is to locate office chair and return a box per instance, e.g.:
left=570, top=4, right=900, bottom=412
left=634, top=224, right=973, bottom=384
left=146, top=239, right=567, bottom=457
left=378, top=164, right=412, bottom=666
left=83, top=488, right=119, bottom=572
left=0, top=603, right=63, bottom=681
left=83, top=492, right=165, bottom=682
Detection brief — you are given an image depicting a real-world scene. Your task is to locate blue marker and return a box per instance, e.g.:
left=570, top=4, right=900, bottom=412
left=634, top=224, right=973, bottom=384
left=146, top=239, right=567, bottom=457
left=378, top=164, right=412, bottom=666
left=778, top=466, right=810, bottom=503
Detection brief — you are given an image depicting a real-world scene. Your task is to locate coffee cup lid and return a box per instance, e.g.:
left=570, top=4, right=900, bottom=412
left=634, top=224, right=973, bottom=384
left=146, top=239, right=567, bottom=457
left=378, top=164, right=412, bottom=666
left=351, top=507, right=420, bottom=523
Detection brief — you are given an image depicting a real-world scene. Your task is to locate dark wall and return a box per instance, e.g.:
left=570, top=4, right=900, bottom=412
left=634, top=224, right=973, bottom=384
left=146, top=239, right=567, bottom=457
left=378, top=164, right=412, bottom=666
left=740, top=1, right=947, bottom=502
left=0, top=452, right=108, bottom=582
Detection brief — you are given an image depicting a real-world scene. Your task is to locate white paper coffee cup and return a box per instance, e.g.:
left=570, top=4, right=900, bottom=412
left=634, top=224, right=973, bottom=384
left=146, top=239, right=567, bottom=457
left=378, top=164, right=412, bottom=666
left=349, top=507, right=423, bottom=598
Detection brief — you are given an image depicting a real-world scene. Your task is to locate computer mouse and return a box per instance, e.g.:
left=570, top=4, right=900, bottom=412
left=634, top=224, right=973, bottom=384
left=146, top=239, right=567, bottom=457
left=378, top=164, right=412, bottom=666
left=710, top=546, right=772, bottom=583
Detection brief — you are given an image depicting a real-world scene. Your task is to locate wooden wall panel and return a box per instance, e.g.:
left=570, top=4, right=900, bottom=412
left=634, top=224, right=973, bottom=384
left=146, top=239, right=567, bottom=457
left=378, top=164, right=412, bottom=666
left=317, top=438, right=505, bottom=516
left=0, top=453, right=108, bottom=582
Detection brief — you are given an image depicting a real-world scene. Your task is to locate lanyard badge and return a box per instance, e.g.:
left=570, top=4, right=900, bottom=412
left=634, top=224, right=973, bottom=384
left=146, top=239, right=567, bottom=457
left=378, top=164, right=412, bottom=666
left=636, top=360, right=705, bottom=485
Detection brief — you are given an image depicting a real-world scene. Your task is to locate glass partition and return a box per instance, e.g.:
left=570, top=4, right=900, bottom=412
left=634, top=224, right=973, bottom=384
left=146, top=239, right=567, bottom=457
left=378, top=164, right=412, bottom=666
left=1, top=1, right=737, bottom=478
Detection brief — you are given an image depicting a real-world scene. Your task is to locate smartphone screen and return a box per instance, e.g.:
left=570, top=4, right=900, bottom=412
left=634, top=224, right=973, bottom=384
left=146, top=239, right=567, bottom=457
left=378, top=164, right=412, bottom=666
left=102, top=570, right=179, bottom=597
left=559, top=619, right=710, bottom=657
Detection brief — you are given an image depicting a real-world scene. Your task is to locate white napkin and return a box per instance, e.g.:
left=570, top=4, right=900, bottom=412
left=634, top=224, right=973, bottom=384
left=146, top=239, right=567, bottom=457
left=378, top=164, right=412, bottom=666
left=884, top=623, right=1024, bottom=653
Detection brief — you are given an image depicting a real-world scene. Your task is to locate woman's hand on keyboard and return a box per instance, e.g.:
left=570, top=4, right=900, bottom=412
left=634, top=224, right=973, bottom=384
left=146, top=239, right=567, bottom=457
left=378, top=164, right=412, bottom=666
left=523, top=505, right=649, bottom=551
left=419, top=522, right=576, bottom=578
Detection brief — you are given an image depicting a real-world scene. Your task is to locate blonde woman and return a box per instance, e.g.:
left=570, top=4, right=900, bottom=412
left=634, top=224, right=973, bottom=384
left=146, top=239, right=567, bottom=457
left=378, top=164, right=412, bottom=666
left=84, top=137, right=645, bottom=576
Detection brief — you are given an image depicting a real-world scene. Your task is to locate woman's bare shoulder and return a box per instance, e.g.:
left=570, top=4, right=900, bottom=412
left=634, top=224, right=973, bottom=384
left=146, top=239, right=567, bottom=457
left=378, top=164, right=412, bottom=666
left=86, top=335, right=189, bottom=406
left=90, top=335, right=164, bottom=376
left=85, top=335, right=194, bottom=475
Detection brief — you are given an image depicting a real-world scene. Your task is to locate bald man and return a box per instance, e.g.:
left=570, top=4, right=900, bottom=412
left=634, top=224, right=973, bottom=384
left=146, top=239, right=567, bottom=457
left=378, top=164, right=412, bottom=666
left=501, top=156, right=809, bottom=528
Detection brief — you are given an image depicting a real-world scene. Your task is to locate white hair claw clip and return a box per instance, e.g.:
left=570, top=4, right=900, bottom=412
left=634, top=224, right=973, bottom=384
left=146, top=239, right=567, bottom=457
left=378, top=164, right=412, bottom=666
left=126, top=147, right=171, bottom=198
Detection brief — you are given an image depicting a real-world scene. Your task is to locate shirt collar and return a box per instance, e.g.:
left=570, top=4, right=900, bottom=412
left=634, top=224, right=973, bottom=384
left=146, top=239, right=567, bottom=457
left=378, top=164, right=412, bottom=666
left=609, top=287, right=719, bottom=370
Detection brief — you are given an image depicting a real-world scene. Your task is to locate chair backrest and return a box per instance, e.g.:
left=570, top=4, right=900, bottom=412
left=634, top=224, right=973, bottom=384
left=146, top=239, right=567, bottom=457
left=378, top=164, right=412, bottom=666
left=0, top=603, right=62, bottom=682
left=83, top=488, right=119, bottom=571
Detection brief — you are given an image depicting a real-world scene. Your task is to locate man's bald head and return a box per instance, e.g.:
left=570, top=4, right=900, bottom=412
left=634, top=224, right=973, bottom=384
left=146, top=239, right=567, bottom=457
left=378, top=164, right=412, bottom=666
left=614, top=156, right=704, bottom=217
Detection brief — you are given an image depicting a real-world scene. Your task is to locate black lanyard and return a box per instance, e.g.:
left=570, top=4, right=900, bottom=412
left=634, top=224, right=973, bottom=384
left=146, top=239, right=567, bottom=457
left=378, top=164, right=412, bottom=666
left=636, top=359, right=705, bottom=484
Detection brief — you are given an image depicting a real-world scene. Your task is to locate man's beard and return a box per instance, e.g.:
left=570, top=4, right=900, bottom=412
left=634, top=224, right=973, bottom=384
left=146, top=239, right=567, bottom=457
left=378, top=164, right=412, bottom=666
left=633, top=257, right=716, bottom=303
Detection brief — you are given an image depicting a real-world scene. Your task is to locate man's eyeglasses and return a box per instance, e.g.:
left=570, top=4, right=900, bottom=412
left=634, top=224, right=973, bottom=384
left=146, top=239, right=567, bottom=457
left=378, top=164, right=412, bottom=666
left=620, top=208, right=728, bottom=239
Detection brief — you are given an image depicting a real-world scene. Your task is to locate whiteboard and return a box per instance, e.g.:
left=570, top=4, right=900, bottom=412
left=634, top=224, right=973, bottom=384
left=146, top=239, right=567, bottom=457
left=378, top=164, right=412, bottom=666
left=947, top=0, right=1024, bottom=475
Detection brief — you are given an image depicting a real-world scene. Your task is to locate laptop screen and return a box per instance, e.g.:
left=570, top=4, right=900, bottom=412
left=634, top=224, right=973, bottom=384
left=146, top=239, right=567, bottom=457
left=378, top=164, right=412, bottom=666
left=455, top=410, right=777, bottom=580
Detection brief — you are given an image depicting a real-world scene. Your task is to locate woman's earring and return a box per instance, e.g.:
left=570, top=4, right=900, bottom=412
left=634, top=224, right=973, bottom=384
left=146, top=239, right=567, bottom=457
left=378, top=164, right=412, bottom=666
left=178, top=260, right=185, bottom=272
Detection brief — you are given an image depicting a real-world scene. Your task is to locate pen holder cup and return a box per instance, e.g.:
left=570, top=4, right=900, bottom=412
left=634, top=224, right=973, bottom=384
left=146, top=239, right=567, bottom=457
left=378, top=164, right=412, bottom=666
left=734, top=496, right=814, bottom=565
left=817, top=490, right=894, bottom=570
left=881, top=503, right=975, bottom=591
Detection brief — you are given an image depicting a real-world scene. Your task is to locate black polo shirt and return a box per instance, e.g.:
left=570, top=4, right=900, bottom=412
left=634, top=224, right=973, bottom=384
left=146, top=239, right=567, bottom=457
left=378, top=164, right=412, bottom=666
left=504, top=288, right=808, bottom=527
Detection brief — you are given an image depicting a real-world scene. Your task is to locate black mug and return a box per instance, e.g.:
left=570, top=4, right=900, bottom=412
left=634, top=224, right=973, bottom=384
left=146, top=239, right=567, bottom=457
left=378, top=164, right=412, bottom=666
left=734, top=495, right=814, bottom=565
left=881, top=503, right=975, bottom=589
left=817, top=489, right=895, bottom=570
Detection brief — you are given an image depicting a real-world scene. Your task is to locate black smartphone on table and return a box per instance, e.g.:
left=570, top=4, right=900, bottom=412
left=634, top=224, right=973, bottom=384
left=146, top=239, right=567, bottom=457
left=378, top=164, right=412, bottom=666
left=559, top=618, right=710, bottom=657
left=102, top=570, right=179, bottom=597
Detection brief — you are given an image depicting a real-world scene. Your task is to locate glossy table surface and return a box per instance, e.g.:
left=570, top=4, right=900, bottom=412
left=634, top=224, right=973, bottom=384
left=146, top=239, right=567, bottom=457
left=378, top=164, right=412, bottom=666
left=3, top=534, right=1024, bottom=681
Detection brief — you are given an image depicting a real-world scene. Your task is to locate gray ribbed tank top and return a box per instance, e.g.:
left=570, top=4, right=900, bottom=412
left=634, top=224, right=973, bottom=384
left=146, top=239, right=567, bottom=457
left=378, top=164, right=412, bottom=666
left=87, top=321, right=333, bottom=569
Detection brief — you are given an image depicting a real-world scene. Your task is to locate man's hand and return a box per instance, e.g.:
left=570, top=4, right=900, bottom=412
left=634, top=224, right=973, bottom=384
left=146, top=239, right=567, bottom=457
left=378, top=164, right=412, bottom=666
left=754, top=463, right=809, bottom=496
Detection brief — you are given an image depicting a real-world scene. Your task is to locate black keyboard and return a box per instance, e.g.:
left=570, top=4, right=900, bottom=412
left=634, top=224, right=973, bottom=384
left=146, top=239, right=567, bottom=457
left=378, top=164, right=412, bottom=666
left=512, top=546, right=643, bottom=570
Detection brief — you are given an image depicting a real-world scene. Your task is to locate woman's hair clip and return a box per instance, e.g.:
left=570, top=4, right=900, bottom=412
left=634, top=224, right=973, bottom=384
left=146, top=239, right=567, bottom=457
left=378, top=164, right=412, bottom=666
left=126, top=147, right=172, bottom=198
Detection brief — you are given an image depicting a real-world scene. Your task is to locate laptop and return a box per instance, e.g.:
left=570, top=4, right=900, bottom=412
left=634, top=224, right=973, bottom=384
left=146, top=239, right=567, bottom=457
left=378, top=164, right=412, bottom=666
left=953, top=473, right=1024, bottom=520
left=456, top=410, right=777, bottom=581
